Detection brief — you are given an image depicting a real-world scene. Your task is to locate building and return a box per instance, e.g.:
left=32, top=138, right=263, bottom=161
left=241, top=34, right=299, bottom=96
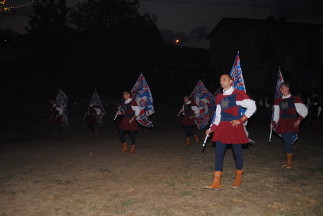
left=207, top=17, right=323, bottom=94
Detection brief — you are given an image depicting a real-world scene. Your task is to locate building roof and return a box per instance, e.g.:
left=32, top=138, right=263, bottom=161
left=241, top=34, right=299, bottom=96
left=206, top=17, right=323, bottom=40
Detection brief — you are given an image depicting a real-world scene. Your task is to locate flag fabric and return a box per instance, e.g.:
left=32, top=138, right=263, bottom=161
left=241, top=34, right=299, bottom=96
left=190, top=80, right=216, bottom=130
left=92, top=89, right=106, bottom=124
left=213, top=87, right=222, bottom=100
left=131, top=73, right=154, bottom=127
left=56, top=89, right=68, bottom=127
left=272, top=68, right=298, bottom=144
left=229, top=52, right=246, bottom=92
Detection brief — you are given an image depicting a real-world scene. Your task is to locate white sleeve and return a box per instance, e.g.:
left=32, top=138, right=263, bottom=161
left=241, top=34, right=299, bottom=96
left=94, top=108, right=101, bottom=115
left=295, top=103, right=308, bottom=118
left=318, top=107, right=322, bottom=116
left=236, top=99, right=257, bottom=118
left=273, top=105, right=280, bottom=124
left=211, top=105, right=221, bottom=126
left=56, top=106, right=63, bottom=115
left=181, top=105, right=185, bottom=115
left=131, top=105, right=140, bottom=116
left=191, top=105, right=200, bottom=117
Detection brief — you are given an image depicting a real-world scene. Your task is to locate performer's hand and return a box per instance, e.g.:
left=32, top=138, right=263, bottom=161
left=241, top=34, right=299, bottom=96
left=230, top=120, right=241, bottom=127
left=117, top=111, right=122, bottom=115
left=180, top=109, right=184, bottom=112
left=189, top=116, right=194, bottom=119
left=293, top=120, right=301, bottom=127
left=270, top=125, right=274, bottom=130
left=206, top=129, right=214, bottom=137
left=129, top=118, right=133, bottom=123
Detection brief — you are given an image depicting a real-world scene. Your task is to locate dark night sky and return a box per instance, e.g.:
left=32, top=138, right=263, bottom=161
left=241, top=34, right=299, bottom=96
left=1, top=0, right=323, bottom=49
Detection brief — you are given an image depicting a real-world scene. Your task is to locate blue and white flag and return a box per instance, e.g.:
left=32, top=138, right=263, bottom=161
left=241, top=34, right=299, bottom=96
left=230, top=51, right=246, bottom=92
left=56, top=89, right=68, bottom=127
left=92, top=89, right=106, bottom=124
left=272, top=68, right=298, bottom=144
left=131, top=73, right=154, bottom=127
left=190, top=80, right=216, bottom=130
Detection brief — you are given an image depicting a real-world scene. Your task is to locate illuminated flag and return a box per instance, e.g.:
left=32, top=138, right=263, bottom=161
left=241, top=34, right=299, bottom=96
left=131, top=73, right=154, bottom=127
left=92, top=89, right=106, bottom=124
left=190, top=80, right=216, bottom=130
left=229, top=51, right=246, bottom=92
left=56, top=89, right=68, bottom=127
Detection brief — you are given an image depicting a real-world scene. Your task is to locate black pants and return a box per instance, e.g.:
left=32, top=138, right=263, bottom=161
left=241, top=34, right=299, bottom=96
left=119, top=129, right=136, bottom=145
left=114, top=123, right=120, bottom=131
left=183, top=125, right=195, bottom=137
left=48, top=124, right=62, bottom=135
left=87, top=123, right=96, bottom=133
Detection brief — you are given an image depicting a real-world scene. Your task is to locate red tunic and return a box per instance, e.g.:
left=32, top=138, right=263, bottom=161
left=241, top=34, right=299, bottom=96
left=182, top=102, right=197, bottom=126
left=119, top=100, right=138, bottom=131
left=212, top=90, right=250, bottom=144
left=274, top=96, right=303, bottom=134
left=49, top=105, right=63, bottom=125
left=86, top=105, right=99, bottom=123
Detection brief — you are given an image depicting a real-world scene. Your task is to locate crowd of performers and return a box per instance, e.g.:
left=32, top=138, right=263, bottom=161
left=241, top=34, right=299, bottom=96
left=42, top=73, right=322, bottom=191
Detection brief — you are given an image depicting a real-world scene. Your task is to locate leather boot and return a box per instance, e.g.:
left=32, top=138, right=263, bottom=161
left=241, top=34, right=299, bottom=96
left=193, top=134, right=199, bottom=143
left=120, top=143, right=129, bottom=153
left=89, top=133, right=94, bottom=139
left=43, top=135, right=51, bottom=141
left=127, top=145, right=136, bottom=154
left=232, top=169, right=244, bottom=188
left=282, top=153, right=293, bottom=168
left=184, top=137, right=190, bottom=145
left=204, top=171, right=222, bottom=191
left=94, top=130, right=98, bottom=136
left=59, top=135, right=63, bottom=141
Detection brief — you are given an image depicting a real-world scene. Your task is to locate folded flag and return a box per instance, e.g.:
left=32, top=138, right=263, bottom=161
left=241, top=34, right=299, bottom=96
left=56, top=89, right=68, bottom=127
left=92, top=89, right=106, bottom=124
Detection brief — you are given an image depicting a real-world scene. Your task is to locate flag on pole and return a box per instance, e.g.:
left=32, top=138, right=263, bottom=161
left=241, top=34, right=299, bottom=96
left=229, top=51, right=246, bottom=92
left=56, top=89, right=68, bottom=127
left=190, top=80, right=216, bottom=130
left=272, top=68, right=298, bottom=144
left=213, top=87, right=222, bottom=100
left=131, top=73, right=154, bottom=127
left=91, top=89, right=106, bottom=124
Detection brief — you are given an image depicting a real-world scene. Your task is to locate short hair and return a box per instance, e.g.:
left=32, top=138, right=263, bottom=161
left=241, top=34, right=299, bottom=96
left=221, top=74, right=232, bottom=80
left=183, top=95, right=190, bottom=100
left=281, top=83, right=290, bottom=89
left=124, top=90, right=131, bottom=95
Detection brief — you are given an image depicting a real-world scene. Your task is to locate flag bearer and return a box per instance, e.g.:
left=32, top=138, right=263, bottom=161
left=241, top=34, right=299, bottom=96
left=118, top=91, right=140, bottom=154
left=205, top=74, right=256, bottom=191
left=86, top=99, right=101, bottom=138
left=44, top=99, right=64, bottom=141
left=180, top=96, right=199, bottom=145
left=270, top=83, right=308, bottom=168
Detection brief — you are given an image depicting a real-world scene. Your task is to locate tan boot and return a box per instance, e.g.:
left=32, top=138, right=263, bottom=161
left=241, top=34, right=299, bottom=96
left=232, top=169, right=244, bottom=188
left=193, top=134, right=199, bottom=143
left=127, top=145, right=136, bottom=154
left=89, top=133, right=94, bottom=139
left=120, top=143, right=129, bottom=153
left=59, top=135, right=63, bottom=141
left=282, top=153, right=293, bottom=168
left=94, top=130, right=98, bottom=136
left=43, top=135, right=51, bottom=141
left=184, top=137, right=190, bottom=145
left=204, top=171, right=222, bottom=191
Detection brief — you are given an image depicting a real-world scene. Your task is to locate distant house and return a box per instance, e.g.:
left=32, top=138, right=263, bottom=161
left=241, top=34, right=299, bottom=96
left=207, top=17, right=323, bottom=94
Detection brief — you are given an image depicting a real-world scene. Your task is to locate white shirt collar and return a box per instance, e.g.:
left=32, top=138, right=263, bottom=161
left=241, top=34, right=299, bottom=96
left=223, top=86, right=234, bottom=95
left=282, top=94, right=291, bottom=99
left=185, top=101, right=191, bottom=105
left=125, top=98, right=132, bottom=104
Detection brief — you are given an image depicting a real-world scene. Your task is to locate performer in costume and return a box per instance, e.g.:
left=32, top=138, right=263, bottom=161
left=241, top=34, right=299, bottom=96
left=180, top=96, right=199, bottom=145
left=270, top=83, right=308, bottom=168
left=85, top=99, right=101, bottom=138
left=113, top=101, right=124, bottom=136
left=205, top=74, right=256, bottom=191
left=44, top=99, right=64, bottom=141
left=118, top=91, right=140, bottom=154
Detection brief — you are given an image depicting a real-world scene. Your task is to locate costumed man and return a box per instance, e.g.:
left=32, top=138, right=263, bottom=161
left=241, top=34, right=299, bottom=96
left=270, top=83, right=308, bottom=168
left=85, top=99, right=101, bottom=139
left=44, top=99, right=64, bottom=141
left=180, top=96, right=199, bottom=145
left=118, top=91, right=140, bottom=154
left=205, top=74, right=256, bottom=191
left=113, top=101, right=124, bottom=136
